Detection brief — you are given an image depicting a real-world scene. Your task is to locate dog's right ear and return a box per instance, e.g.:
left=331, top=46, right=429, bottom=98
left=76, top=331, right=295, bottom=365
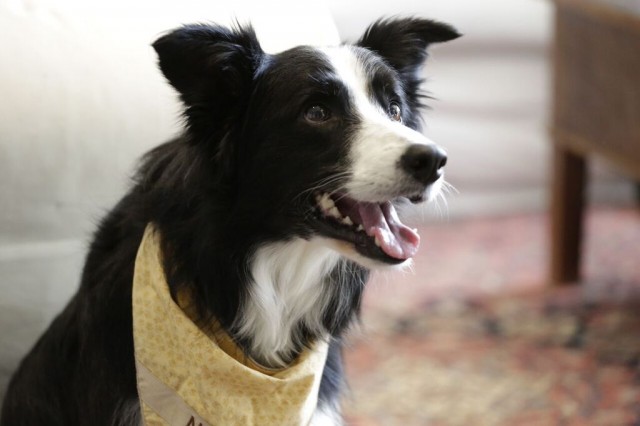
left=357, top=18, right=460, bottom=77
left=153, top=24, right=264, bottom=136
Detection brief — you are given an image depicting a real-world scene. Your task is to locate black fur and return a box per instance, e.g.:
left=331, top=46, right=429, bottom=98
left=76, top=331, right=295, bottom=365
left=1, top=17, right=459, bottom=425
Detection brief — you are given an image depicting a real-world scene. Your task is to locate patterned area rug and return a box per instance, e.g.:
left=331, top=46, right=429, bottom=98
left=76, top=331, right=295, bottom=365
left=344, top=208, right=640, bottom=426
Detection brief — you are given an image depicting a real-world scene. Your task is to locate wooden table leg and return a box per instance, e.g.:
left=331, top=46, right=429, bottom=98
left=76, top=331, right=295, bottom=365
left=550, top=144, right=586, bottom=285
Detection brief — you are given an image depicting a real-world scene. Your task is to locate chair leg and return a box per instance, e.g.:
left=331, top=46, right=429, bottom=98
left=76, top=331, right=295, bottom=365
left=550, top=145, right=586, bottom=285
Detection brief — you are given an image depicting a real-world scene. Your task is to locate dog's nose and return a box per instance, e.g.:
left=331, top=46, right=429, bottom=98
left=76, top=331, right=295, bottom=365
left=400, top=144, right=447, bottom=185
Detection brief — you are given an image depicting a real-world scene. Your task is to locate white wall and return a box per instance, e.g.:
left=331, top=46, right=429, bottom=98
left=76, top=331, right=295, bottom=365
left=327, top=0, right=553, bottom=45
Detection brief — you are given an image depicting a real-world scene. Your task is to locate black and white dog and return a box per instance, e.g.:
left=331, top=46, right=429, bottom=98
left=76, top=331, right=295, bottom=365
left=1, top=17, right=459, bottom=425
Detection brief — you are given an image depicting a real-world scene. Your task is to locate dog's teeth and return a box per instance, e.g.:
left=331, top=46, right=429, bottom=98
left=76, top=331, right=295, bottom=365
left=356, top=225, right=364, bottom=232
left=342, top=216, right=353, bottom=226
left=328, top=207, right=341, bottom=219
left=318, top=193, right=335, bottom=212
left=374, top=237, right=381, bottom=247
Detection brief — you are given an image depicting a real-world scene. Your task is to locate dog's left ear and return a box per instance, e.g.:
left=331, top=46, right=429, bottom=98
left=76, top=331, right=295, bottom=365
left=358, top=17, right=461, bottom=77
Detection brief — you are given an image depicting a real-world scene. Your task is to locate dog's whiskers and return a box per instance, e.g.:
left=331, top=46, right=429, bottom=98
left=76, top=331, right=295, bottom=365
left=441, top=180, right=458, bottom=195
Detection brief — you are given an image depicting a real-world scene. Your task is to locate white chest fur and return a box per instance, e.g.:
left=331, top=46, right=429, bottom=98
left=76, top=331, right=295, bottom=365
left=235, top=238, right=342, bottom=368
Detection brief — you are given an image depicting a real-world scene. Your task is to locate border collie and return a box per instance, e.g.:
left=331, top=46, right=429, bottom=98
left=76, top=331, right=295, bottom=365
left=1, top=17, right=459, bottom=425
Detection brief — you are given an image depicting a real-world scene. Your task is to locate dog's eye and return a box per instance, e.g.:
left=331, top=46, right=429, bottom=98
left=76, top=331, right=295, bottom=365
left=305, top=105, right=331, bottom=122
left=388, top=102, right=402, bottom=122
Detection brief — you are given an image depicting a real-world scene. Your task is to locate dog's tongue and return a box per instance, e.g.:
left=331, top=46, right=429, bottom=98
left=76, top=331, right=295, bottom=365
left=358, top=202, right=420, bottom=260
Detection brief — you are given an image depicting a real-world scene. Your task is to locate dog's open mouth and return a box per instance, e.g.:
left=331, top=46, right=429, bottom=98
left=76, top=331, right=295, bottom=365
left=313, top=192, right=420, bottom=264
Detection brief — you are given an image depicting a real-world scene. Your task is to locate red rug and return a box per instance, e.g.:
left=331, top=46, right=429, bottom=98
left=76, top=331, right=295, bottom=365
left=344, top=207, right=640, bottom=425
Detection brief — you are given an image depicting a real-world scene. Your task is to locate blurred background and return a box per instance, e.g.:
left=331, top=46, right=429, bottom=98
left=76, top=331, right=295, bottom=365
left=1, top=0, right=638, bottom=423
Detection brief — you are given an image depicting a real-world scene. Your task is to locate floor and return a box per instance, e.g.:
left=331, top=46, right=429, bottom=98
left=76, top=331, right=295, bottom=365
left=344, top=207, right=640, bottom=425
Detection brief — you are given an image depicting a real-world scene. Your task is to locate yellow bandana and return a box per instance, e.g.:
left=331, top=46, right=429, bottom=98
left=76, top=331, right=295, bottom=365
left=132, top=225, right=329, bottom=426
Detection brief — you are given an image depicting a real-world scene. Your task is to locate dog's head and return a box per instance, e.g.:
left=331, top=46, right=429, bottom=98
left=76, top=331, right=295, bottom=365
left=153, top=18, right=460, bottom=268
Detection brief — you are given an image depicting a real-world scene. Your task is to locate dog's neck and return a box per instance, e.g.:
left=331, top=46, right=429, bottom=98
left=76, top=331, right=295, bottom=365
left=232, top=238, right=356, bottom=368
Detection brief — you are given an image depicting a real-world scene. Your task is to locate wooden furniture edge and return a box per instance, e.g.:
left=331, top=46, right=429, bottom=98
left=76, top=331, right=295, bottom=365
left=551, top=128, right=640, bottom=181
left=554, top=0, right=640, bottom=32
